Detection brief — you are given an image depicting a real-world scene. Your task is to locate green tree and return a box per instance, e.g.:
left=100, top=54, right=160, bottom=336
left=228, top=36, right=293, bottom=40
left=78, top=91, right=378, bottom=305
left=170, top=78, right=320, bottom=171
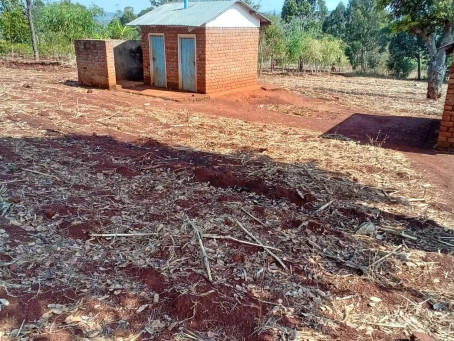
left=387, top=51, right=415, bottom=78
left=281, top=0, right=328, bottom=70
left=138, top=7, right=154, bottom=17
left=36, top=1, right=103, bottom=43
left=261, top=14, right=286, bottom=72
left=119, top=6, right=137, bottom=25
left=282, top=0, right=328, bottom=30
left=378, top=0, right=454, bottom=99
left=322, top=2, right=346, bottom=39
left=344, top=0, right=387, bottom=72
left=319, top=35, right=348, bottom=70
left=388, top=32, right=427, bottom=79
left=243, top=0, right=261, bottom=10
left=0, top=0, right=30, bottom=43
left=105, top=17, right=139, bottom=39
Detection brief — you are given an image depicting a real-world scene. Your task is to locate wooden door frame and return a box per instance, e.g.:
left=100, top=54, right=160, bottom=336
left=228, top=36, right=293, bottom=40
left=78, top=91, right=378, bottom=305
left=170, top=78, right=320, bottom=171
left=148, top=33, right=167, bottom=88
left=178, top=34, right=197, bottom=92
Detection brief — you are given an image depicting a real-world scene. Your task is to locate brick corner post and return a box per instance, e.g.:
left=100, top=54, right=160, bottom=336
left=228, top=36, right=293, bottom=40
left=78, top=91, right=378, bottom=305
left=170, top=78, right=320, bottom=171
left=437, top=61, right=454, bottom=149
left=74, top=39, right=117, bottom=90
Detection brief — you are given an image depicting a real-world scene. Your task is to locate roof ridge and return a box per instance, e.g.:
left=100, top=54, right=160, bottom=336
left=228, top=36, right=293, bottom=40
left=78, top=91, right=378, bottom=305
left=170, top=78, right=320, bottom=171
left=127, top=0, right=270, bottom=27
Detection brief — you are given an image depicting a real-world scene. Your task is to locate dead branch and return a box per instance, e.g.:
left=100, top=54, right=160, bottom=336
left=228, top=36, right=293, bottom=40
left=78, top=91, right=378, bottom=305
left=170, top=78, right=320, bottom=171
left=314, top=200, right=333, bottom=214
left=202, top=234, right=281, bottom=251
left=234, top=219, right=287, bottom=271
left=188, top=221, right=212, bottom=282
left=21, top=168, right=61, bottom=181
left=0, top=179, right=26, bottom=185
left=379, top=227, right=417, bottom=241
left=240, top=207, right=266, bottom=227
left=90, top=232, right=159, bottom=238
left=370, top=245, right=403, bottom=268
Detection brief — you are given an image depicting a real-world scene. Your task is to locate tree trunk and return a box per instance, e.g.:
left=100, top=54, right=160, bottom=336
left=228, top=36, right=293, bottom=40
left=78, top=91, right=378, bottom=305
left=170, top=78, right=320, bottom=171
left=421, top=30, right=451, bottom=99
left=426, top=50, right=446, bottom=99
left=299, top=57, right=303, bottom=72
left=259, top=52, right=263, bottom=76
left=26, top=0, right=39, bottom=61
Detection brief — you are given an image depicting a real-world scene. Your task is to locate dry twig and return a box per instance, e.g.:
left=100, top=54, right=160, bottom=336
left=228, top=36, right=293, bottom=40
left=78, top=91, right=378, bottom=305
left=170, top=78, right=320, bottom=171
left=21, top=168, right=61, bottom=181
left=234, top=219, right=287, bottom=270
left=202, top=234, right=281, bottom=251
left=90, top=232, right=159, bottom=238
left=239, top=207, right=266, bottom=227
left=370, top=245, right=403, bottom=268
left=188, top=221, right=213, bottom=282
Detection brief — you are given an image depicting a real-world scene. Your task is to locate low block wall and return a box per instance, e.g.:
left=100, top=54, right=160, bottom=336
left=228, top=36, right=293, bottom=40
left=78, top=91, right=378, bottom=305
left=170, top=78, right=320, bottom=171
left=437, top=61, right=454, bottom=149
left=75, top=39, right=144, bottom=89
left=113, top=40, right=143, bottom=82
left=75, top=40, right=116, bottom=90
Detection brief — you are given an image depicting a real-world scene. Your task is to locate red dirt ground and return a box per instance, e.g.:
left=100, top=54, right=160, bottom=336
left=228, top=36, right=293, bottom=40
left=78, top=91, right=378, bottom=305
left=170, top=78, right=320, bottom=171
left=115, top=70, right=453, bottom=201
left=119, top=82, right=451, bottom=204
left=0, top=59, right=453, bottom=341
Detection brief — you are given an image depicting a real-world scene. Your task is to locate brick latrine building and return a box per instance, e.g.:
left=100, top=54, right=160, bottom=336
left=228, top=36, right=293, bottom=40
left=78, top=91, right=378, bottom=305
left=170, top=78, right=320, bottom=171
left=127, top=0, right=270, bottom=93
left=438, top=44, right=454, bottom=149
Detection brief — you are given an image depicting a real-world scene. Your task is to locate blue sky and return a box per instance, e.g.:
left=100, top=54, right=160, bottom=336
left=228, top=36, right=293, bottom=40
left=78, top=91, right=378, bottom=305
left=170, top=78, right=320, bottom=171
left=77, top=0, right=342, bottom=14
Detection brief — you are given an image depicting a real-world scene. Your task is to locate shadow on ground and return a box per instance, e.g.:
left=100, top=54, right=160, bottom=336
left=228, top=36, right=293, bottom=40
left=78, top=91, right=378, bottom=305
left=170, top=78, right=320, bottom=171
left=0, top=133, right=452, bottom=341
left=322, top=113, right=441, bottom=152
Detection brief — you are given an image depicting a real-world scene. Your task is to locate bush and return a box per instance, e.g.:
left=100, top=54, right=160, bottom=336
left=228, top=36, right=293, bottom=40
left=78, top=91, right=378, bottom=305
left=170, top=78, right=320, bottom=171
left=387, top=54, right=415, bottom=79
left=0, top=40, right=33, bottom=57
left=0, top=39, right=75, bottom=59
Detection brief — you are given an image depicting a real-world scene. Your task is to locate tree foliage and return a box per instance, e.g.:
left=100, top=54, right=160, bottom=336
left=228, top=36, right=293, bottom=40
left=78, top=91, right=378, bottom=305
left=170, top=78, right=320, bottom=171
left=387, top=32, right=426, bottom=78
left=322, top=2, right=346, bottom=39
left=118, top=6, right=137, bottom=25
left=282, top=0, right=328, bottom=31
left=36, top=1, right=103, bottom=43
left=0, top=0, right=29, bottom=43
left=378, top=0, right=454, bottom=98
left=344, top=0, right=388, bottom=71
left=105, top=17, right=139, bottom=39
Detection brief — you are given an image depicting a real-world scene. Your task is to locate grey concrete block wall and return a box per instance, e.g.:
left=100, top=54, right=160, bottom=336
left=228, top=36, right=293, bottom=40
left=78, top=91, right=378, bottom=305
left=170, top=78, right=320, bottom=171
left=113, top=40, right=144, bottom=82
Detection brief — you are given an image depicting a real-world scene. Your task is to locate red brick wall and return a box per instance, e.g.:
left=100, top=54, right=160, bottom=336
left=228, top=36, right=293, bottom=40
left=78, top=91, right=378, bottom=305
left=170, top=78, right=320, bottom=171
left=438, top=61, right=454, bottom=149
left=141, top=26, right=206, bottom=93
left=204, top=28, right=259, bottom=93
left=140, top=26, right=260, bottom=93
left=75, top=40, right=116, bottom=90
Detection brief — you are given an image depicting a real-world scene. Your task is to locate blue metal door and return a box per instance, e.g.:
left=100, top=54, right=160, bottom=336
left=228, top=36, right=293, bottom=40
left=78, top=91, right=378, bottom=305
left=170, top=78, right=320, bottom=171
left=150, top=35, right=166, bottom=88
left=180, top=38, right=196, bottom=92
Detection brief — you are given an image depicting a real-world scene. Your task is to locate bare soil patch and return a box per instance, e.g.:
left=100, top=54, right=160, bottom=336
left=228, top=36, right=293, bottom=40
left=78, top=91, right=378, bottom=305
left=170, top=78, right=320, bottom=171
left=0, top=60, right=452, bottom=341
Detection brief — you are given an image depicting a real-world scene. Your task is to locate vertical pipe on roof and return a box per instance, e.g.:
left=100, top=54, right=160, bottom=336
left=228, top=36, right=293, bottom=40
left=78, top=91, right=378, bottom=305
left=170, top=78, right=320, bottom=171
left=184, top=0, right=188, bottom=9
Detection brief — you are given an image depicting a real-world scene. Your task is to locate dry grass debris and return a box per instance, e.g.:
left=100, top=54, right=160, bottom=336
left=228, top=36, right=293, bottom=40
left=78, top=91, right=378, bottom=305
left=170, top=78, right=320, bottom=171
left=0, top=61, right=452, bottom=341
left=262, top=72, right=446, bottom=118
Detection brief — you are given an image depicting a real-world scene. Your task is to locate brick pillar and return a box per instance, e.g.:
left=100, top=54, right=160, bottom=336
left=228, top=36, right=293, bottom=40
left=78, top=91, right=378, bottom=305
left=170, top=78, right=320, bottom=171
left=437, top=61, right=454, bottom=149
left=75, top=40, right=116, bottom=90
left=105, top=40, right=116, bottom=90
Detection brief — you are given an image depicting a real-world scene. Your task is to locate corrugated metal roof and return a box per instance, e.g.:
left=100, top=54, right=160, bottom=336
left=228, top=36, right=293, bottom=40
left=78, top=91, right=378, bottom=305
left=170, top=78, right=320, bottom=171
left=127, top=0, right=270, bottom=27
